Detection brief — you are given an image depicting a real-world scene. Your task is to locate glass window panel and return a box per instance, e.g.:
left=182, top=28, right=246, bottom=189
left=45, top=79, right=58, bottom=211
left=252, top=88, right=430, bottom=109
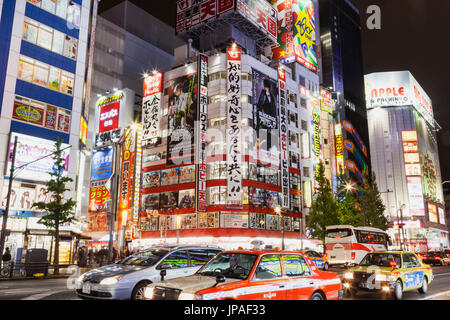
left=254, top=254, right=282, bottom=280
left=160, top=250, right=189, bottom=269
left=32, top=62, right=49, bottom=86
left=37, top=26, right=53, bottom=50
left=55, top=0, right=68, bottom=18
left=67, top=3, right=81, bottom=28
left=63, top=36, right=77, bottom=59
left=60, top=71, right=74, bottom=95
left=18, top=59, right=34, bottom=82
left=189, top=250, right=210, bottom=267
left=52, top=30, right=64, bottom=54
left=23, top=19, right=38, bottom=43
left=48, top=67, right=61, bottom=91
left=41, top=0, right=56, bottom=13
left=28, top=0, right=42, bottom=7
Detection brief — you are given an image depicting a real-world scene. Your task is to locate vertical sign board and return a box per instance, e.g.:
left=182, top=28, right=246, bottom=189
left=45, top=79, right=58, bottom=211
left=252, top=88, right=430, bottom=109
left=335, top=124, right=345, bottom=175
left=133, top=125, right=143, bottom=222
left=278, top=67, right=289, bottom=209
left=311, top=98, right=321, bottom=188
left=226, top=47, right=243, bottom=204
left=196, top=54, right=208, bottom=212
left=142, top=73, right=163, bottom=142
left=119, top=127, right=136, bottom=225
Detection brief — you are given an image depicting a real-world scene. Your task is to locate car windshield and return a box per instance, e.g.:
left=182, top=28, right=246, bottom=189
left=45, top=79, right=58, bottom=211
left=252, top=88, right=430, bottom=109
left=197, top=253, right=258, bottom=280
left=359, top=253, right=401, bottom=267
left=326, top=228, right=353, bottom=238
left=118, top=248, right=170, bottom=266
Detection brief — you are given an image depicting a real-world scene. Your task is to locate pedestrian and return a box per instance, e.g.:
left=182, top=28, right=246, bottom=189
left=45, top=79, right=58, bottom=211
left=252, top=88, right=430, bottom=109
left=2, top=247, right=12, bottom=264
left=81, top=246, right=88, bottom=267
left=112, top=247, right=118, bottom=263
left=88, top=247, right=94, bottom=267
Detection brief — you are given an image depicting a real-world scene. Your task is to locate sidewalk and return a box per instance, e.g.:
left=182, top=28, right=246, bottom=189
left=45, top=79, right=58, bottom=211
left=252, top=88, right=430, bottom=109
left=0, top=267, right=94, bottom=281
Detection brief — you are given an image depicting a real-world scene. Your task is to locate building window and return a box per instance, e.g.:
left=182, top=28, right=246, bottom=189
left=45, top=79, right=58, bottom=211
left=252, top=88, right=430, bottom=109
left=299, top=75, right=306, bottom=87
left=23, top=18, right=78, bottom=60
left=28, top=0, right=81, bottom=28
left=32, top=61, right=49, bottom=87
left=300, top=98, right=307, bottom=109
left=60, top=70, right=74, bottom=95
left=301, top=120, right=307, bottom=131
left=303, top=167, right=310, bottom=178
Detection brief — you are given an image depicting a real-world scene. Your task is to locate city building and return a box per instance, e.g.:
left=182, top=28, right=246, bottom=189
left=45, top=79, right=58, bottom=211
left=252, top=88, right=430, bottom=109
left=365, top=71, right=448, bottom=250
left=319, top=0, right=370, bottom=188
left=0, top=0, right=97, bottom=263
left=79, top=2, right=184, bottom=247
left=126, top=0, right=323, bottom=251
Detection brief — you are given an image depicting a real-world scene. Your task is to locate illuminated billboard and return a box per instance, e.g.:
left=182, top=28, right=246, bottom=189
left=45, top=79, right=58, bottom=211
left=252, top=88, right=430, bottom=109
left=142, top=72, right=163, bottom=142
left=365, top=71, right=434, bottom=128
left=272, top=0, right=318, bottom=72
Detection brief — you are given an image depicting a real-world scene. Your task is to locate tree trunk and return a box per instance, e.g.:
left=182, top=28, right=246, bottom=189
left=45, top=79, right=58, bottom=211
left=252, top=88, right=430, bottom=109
left=54, top=218, right=60, bottom=275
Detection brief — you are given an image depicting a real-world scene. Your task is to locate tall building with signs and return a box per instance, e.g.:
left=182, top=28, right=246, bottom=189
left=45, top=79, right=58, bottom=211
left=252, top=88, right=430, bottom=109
left=0, top=0, right=97, bottom=263
left=131, top=0, right=323, bottom=250
left=319, top=0, right=370, bottom=187
left=365, top=71, right=448, bottom=250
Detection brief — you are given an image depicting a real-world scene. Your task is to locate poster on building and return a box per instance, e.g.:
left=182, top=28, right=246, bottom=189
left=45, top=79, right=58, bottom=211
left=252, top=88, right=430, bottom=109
left=142, top=171, right=161, bottom=189
left=95, top=92, right=124, bottom=147
left=198, top=212, right=219, bottom=228
left=142, top=72, right=163, bottom=141
left=166, top=72, right=198, bottom=165
left=427, top=203, right=438, bottom=224
left=334, top=124, right=345, bottom=175
left=252, top=69, right=280, bottom=166
left=311, top=98, right=322, bottom=187
left=438, top=207, right=446, bottom=225
left=220, top=213, right=248, bottom=228
left=88, top=181, right=110, bottom=212
left=406, top=176, right=425, bottom=216
left=86, top=211, right=108, bottom=232
left=119, top=128, right=136, bottom=212
left=320, top=89, right=333, bottom=114
left=179, top=165, right=196, bottom=184
left=272, top=0, right=317, bottom=72
left=132, top=125, right=143, bottom=222
left=278, top=67, right=289, bottom=209
left=161, top=168, right=180, bottom=186
left=196, top=54, right=208, bottom=212
left=160, top=191, right=179, bottom=209
left=226, top=48, right=243, bottom=204
left=178, top=189, right=196, bottom=209
left=91, top=147, right=113, bottom=182
left=236, top=0, right=277, bottom=41
left=6, top=133, right=70, bottom=182
left=141, top=193, right=160, bottom=211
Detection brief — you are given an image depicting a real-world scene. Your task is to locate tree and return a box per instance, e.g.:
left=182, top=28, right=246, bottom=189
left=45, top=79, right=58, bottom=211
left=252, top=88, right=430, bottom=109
left=360, top=172, right=389, bottom=230
left=32, top=138, right=76, bottom=275
left=335, top=176, right=364, bottom=227
left=308, top=162, right=339, bottom=241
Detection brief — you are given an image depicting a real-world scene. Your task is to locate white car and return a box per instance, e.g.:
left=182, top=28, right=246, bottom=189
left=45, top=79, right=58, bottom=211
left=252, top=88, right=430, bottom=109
left=75, top=245, right=222, bottom=300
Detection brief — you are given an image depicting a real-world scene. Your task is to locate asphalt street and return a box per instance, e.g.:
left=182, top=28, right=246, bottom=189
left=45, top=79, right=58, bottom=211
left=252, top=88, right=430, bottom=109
left=0, top=266, right=449, bottom=300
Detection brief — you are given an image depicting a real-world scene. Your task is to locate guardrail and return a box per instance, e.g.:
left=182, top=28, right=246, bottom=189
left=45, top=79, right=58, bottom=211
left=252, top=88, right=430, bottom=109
left=0, top=261, right=79, bottom=279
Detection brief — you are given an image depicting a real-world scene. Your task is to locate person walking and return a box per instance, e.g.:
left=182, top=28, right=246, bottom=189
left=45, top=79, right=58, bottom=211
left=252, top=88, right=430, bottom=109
left=2, top=248, right=12, bottom=264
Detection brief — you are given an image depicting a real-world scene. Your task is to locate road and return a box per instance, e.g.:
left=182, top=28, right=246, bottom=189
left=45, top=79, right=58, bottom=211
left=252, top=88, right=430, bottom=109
left=0, top=266, right=449, bottom=300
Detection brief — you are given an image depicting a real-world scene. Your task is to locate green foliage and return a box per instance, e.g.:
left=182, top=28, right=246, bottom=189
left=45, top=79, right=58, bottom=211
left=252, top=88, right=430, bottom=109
left=360, top=172, right=389, bottom=231
left=31, top=138, right=76, bottom=270
left=308, top=162, right=339, bottom=241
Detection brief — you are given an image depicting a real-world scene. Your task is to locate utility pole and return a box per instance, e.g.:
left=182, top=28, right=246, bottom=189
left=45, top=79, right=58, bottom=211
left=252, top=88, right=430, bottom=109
left=108, top=142, right=120, bottom=264
left=0, top=136, right=18, bottom=259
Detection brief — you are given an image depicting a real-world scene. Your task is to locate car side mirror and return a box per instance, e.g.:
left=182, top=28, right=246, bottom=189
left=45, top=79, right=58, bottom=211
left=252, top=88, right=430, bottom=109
left=160, top=269, right=167, bottom=281
left=213, top=274, right=226, bottom=287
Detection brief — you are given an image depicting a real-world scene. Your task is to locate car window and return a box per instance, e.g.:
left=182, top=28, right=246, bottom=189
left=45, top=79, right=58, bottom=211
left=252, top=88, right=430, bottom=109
left=408, top=254, right=421, bottom=267
left=305, top=251, right=314, bottom=258
left=282, top=255, right=311, bottom=277
left=402, top=254, right=413, bottom=268
left=312, top=251, right=322, bottom=258
left=207, top=250, right=221, bottom=259
left=254, top=254, right=282, bottom=280
left=189, top=250, right=210, bottom=267
left=197, top=253, right=257, bottom=280
left=160, top=250, right=189, bottom=269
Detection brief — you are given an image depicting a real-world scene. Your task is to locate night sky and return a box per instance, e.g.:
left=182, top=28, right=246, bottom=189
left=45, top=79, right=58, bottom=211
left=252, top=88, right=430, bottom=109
left=99, top=0, right=450, bottom=181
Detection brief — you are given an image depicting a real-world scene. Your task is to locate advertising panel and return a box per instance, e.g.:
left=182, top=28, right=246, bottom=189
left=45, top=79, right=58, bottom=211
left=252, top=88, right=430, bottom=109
left=406, top=176, right=425, bottom=216
left=421, top=151, right=440, bottom=202
left=272, top=0, right=317, bottom=72
left=88, top=180, right=110, bottom=212
left=91, top=147, right=113, bottom=182
left=79, top=116, right=88, bottom=146
left=197, top=54, right=208, bottom=212
left=236, top=0, right=278, bottom=41
left=303, top=180, right=312, bottom=208
left=320, top=88, right=333, bottom=114
left=438, top=207, right=446, bottom=225
left=427, top=203, right=438, bottom=224
left=6, top=133, right=69, bottom=182
left=0, top=184, right=49, bottom=212
left=142, top=72, right=163, bottom=141
left=166, top=72, right=198, bottom=165
left=160, top=192, right=179, bottom=209
left=252, top=68, right=280, bottom=166
left=95, top=92, right=124, bottom=147
left=278, top=67, right=289, bottom=209
left=179, top=165, right=196, bottom=183
left=226, top=48, right=243, bottom=204
left=220, top=213, right=248, bottom=228
left=198, top=212, right=219, bottom=228
left=312, top=98, right=322, bottom=184
left=142, top=171, right=160, bottom=189
left=178, top=189, right=196, bottom=209
left=119, top=127, right=136, bottom=212
left=133, top=125, right=143, bottom=222
left=86, top=211, right=108, bottom=232
left=142, top=193, right=160, bottom=211
left=161, top=168, right=180, bottom=186
left=334, top=124, right=345, bottom=175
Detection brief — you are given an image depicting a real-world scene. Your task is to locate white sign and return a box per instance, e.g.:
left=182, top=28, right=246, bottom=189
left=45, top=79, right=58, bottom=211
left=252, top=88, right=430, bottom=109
left=142, top=73, right=163, bottom=141
left=197, top=54, right=208, bottom=212
left=406, top=176, right=425, bottom=216
left=226, top=48, right=243, bottom=203
left=6, top=133, right=70, bottom=182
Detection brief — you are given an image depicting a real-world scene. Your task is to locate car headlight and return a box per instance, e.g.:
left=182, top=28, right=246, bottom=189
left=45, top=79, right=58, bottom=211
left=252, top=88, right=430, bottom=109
left=375, top=274, right=387, bottom=281
left=143, top=287, right=154, bottom=300
left=99, top=275, right=123, bottom=285
left=344, top=272, right=353, bottom=280
left=77, top=273, right=86, bottom=282
left=178, top=292, right=201, bottom=300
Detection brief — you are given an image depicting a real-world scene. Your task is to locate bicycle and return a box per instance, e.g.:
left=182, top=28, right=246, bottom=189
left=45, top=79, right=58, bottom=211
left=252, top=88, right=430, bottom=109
left=0, top=261, right=13, bottom=278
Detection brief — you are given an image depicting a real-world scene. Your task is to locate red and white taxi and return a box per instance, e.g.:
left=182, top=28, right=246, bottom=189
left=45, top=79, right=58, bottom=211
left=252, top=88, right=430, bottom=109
left=143, top=249, right=343, bottom=300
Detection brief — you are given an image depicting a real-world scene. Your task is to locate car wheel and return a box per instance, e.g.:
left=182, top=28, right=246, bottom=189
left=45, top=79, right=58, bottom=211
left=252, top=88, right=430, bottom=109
left=131, top=281, right=151, bottom=300
left=392, top=280, right=403, bottom=300
left=323, top=263, right=329, bottom=271
left=310, top=292, right=325, bottom=300
left=418, top=276, right=428, bottom=294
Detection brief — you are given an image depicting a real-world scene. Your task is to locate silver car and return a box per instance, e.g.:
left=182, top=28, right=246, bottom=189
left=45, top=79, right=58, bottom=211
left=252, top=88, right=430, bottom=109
left=75, top=245, right=223, bottom=300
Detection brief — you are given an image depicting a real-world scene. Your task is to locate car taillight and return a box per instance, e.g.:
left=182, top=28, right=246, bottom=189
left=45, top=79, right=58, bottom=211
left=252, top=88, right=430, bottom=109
left=324, top=253, right=328, bottom=260
left=434, top=256, right=441, bottom=260
left=351, top=252, right=355, bottom=260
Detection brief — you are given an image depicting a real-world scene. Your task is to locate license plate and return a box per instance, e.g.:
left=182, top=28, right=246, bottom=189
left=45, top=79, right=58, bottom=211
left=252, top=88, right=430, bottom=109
left=82, top=283, right=91, bottom=294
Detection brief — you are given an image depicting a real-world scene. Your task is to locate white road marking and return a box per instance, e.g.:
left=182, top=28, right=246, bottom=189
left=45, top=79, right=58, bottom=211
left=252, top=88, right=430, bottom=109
left=0, top=288, right=51, bottom=295
left=433, top=272, right=450, bottom=277
left=419, top=290, right=450, bottom=300
left=22, top=290, right=65, bottom=300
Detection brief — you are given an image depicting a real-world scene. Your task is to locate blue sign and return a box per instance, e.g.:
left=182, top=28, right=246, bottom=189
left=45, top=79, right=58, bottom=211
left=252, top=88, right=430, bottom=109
left=404, top=271, right=424, bottom=289
left=91, top=147, right=113, bottom=181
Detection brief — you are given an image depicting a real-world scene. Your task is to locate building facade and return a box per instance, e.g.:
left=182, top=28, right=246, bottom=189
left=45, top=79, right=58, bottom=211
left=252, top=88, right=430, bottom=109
left=365, top=71, right=448, bottom=250
left=0, top=0, right=96, bottom=263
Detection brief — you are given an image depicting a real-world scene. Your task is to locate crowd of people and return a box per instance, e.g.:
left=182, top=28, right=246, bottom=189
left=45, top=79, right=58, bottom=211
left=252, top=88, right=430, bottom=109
left=76, top=245, right=133, bottom=268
